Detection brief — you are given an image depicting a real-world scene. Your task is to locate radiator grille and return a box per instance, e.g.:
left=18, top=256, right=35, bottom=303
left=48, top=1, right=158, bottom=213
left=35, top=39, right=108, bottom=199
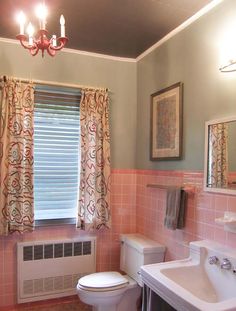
left=74, top=242, right=82, bottom=255
left=44, top=244, right=53, bottom=259
left=22, top=241, right=91, bottom=261
left=22, top=273, right=85, bottom=296
left=17, top=237, right=96, bottom=303
left=23, top=246, right=33, bottom=261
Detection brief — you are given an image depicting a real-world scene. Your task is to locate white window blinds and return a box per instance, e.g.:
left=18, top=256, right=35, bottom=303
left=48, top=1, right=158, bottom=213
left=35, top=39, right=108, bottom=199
left=34, top=85, right=81, bottom=221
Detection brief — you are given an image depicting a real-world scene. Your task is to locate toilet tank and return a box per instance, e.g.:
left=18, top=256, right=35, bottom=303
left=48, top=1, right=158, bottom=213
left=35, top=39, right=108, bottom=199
left=120, top=233, right=165, bottom=286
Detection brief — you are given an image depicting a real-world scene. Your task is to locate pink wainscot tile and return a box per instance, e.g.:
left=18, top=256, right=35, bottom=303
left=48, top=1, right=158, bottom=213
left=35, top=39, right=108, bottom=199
left=195, top=208, right=205, bottom=223
left=228, top=196, right=236, bottom=213
left=226, top=232, right=236, bottom=248
left=214, top=195, right=228, bottom=212
left=204, top=224, right=215, bottom=240
left=214, top=226, right=227, bottom=244
left=204, top=209, right=216, bottom=226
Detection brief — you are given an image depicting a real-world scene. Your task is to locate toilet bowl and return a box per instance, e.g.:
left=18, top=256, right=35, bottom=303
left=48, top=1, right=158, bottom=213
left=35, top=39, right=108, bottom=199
left=77, top=233, right=165, bottom=311
left=77, top=272, right=140, bottom=311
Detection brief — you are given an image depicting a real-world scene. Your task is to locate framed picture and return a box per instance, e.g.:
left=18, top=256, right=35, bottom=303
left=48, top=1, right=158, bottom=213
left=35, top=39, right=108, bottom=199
left=150, top=82, right=183, bottom=160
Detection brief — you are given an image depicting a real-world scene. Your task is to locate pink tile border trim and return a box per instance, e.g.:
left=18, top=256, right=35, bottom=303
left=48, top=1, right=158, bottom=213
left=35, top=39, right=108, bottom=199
left=112, top=168, right=203, bottom=177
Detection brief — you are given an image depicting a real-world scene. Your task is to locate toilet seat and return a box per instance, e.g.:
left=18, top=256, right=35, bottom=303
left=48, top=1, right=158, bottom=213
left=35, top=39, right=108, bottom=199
left=78, top=271, right=129, bottom=292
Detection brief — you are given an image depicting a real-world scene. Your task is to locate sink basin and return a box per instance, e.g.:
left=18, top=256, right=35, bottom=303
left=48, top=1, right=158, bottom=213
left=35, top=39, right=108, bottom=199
left=141, top=240, right=236, bottom=311
left=162, top=265, right=219, bottom=303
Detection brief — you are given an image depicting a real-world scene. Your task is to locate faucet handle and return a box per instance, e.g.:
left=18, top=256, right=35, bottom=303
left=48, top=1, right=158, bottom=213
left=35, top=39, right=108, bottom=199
left=208, top=256, right=219, bottom=265
left=221, top=258, right=232, bottom=270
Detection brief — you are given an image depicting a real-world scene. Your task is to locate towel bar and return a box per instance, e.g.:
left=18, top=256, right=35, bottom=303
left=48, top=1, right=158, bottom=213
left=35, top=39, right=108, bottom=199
left=146, top=184, right=196, bottom=194
left=146, top=184, right=179, bottom=189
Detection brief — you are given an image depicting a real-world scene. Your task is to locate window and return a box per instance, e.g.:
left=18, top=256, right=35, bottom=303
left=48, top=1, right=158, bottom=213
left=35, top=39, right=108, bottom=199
left=34, top=85, right=81, bottom=223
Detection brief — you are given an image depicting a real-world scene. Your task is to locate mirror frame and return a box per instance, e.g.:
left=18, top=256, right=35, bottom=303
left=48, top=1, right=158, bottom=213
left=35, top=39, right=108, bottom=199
left=204, top=116, right=236, bottom=195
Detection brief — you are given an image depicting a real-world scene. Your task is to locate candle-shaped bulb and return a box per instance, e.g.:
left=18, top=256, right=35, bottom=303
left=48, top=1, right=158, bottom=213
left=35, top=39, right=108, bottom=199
left=27, top=22, right=34, bottom=46
left=52, top=35, right=57, bottom=47
left=35, top=3, right=48, bottom=20
left=60, top=15, right=65, bottom=37
left=60, top=14, right=65, bottom=26
left=17, top=11, right=26, bottom=35
left=27, top=22, right=34, bottom=36
left=35, top=3, right=48, bottom=29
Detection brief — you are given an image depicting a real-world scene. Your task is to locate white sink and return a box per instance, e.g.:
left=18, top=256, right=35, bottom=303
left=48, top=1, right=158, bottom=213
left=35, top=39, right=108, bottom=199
left=141, top=240, right=236, bottom=311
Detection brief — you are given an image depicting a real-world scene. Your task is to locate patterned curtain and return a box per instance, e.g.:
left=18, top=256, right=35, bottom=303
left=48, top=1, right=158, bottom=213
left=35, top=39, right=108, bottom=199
left=0, top=78, right=35, bottom=235
left=208, top=123, right=228, bottom=188
left=77, top=88, right=111, bottom=230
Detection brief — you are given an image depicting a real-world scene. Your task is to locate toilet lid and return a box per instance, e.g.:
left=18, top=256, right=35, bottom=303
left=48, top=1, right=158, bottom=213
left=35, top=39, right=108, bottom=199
left=78, top=272, right=129, bottom=290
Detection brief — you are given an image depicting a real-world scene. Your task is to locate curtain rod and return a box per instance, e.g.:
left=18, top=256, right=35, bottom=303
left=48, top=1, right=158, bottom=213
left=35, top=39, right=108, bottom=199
left=0, top=76, right=110, bottom=92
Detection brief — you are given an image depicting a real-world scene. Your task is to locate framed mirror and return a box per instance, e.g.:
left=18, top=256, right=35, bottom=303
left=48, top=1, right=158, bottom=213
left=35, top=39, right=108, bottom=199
left=204, top=116, right=236, bottom=195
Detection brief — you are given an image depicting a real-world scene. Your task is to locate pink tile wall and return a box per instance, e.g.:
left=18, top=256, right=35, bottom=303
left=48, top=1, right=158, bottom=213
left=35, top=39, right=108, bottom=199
left=0, top=170, right=136, bottom=308
left=136, top=170, right=236, bottom=261
left=228, top=172, right=236, bottom=189
left=1, top=168, right=236, bottom=309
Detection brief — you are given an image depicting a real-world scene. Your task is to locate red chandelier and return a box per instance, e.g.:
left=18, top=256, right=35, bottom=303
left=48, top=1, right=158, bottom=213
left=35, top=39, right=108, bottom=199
left=16, top=3, right=68, bottom=57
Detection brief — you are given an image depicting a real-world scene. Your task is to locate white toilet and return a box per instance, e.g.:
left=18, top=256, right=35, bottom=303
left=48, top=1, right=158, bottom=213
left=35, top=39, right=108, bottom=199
left=77, top=233, right=165, bottom=311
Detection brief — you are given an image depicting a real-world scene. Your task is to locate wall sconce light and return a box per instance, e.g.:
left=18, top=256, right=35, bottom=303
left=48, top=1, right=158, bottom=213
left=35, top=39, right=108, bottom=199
left=219, top=60, right=236, bottom=72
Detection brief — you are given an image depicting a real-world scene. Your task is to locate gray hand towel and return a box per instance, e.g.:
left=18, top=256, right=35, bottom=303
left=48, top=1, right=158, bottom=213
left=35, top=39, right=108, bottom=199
left=164, top=187, right=187, bottom=230
left=177, top=189, right=187, bottom=229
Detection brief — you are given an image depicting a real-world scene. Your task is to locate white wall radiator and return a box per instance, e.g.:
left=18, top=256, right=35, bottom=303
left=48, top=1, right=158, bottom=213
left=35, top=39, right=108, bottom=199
left=17, top=236, right=96, bottom=303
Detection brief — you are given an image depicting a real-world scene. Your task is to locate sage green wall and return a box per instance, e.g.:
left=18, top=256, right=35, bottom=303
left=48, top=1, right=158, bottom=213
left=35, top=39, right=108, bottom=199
left=2, top=0, right=236, bottom=172
left=0, top=41, right=137, bottom=169
left=136, top=0, right=236, bottom=170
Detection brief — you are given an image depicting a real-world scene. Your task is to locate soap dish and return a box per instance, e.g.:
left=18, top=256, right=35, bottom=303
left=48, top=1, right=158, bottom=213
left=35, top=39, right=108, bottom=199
left=215, top=212, right=236, bottom=233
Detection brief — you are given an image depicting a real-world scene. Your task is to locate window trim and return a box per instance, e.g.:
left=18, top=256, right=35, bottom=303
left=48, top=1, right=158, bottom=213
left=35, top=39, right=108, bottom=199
left=35, top=218, right=77, bottom=227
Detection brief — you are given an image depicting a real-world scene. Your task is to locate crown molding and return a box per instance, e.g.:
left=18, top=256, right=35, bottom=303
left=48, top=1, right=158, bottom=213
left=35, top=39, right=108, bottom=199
left=62, top=47, right=136, bottom=62
left=136, top=0, right=223, bottom=61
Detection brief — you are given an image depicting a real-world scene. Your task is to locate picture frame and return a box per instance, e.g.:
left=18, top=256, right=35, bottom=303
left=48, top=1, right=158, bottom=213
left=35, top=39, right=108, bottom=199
left=150, top=82, right=183, bottom=160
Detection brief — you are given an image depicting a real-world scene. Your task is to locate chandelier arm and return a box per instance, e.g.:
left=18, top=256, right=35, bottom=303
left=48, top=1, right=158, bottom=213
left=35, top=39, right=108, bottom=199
left=16, top=34, right=37, bottom=51
left=50, top=37, right=68, bottom=51
left=30, top=46, right=40, bottom=56
left=47, top=46, right=56, bottom=57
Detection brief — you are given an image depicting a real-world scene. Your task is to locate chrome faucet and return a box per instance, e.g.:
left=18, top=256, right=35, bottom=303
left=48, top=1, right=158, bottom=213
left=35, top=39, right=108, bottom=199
left=220, top=258, right=232, bottom=270
left=208, top=256, right=219, bottom=265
